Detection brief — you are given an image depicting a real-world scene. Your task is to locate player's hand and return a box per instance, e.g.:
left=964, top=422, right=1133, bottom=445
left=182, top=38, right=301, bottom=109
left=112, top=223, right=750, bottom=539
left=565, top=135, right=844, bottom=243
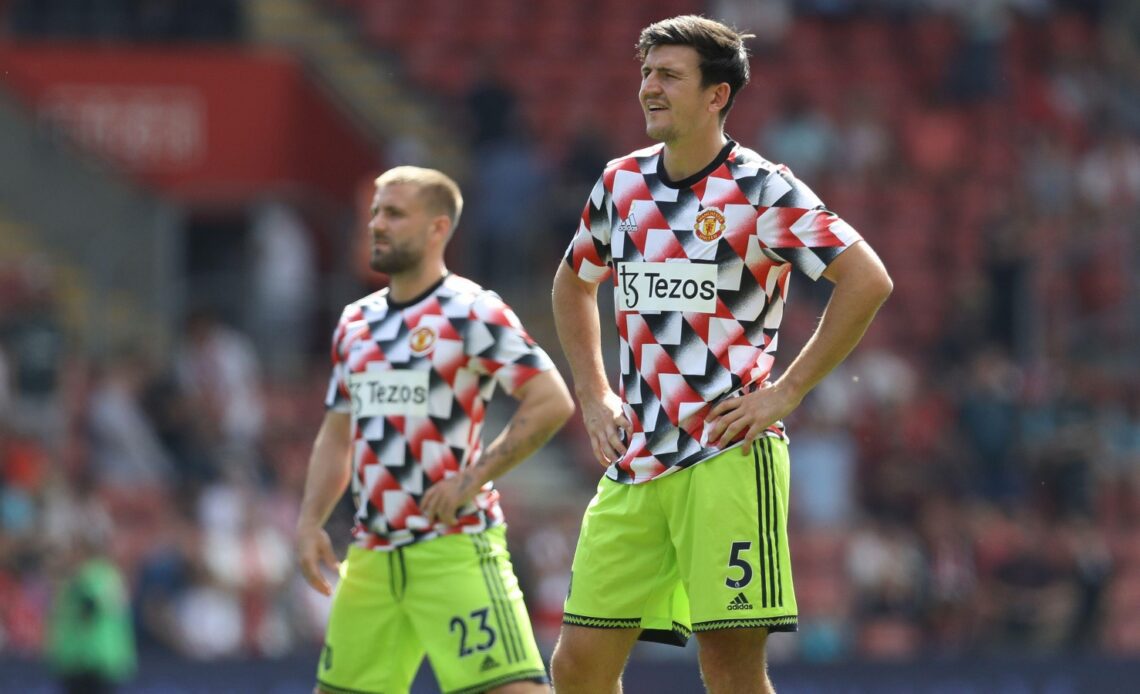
left=580, top=390, right=632, bottom=467
left=420, top=467, right=483, bottom=527
left=296, top=524, right=340, bottom=597
left=704, top=381, right=801, bottom=449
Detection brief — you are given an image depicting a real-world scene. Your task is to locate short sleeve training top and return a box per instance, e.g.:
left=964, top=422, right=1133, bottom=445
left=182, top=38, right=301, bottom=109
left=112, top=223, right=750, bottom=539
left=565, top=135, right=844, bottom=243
left=563, top=140, right=862, bottom=484
left=326, top=274, right=555, bottom=550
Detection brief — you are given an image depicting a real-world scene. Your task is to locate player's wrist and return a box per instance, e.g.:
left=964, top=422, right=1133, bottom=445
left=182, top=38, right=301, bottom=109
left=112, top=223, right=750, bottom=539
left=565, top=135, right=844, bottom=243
left=769, top=377, right=807, bottom=411
left=295, top=517, right=327, bottom=534
left=462, top=464, right=491, bottom=489
left=574, top=385, right=612, bottom=407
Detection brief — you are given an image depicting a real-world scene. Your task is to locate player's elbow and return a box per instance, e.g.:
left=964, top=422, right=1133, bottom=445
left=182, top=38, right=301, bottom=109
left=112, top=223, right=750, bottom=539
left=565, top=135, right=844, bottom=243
left=872, top=269, right=894, bottom=306
left=523, top=371, right=576, bottom=433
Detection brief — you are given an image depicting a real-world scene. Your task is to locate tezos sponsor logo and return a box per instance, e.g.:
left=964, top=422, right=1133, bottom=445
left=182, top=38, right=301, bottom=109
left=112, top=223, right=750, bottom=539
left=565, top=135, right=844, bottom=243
left=349, top=370, right=429, bottom=417
left=617, top=261, right=717, bottom=313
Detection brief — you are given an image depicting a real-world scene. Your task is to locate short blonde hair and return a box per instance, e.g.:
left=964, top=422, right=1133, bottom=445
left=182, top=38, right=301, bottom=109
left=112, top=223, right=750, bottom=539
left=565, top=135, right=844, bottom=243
left=375, top=166, right=464, bottom=231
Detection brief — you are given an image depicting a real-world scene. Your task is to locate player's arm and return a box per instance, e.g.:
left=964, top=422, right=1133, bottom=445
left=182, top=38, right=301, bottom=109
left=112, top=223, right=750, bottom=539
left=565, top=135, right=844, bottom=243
left=552, top=262, right=631, bottom=466
left=296, top=410, right=353, bottom=596
left=420, top=369, right=574, bottom=525
left=706, top=240, right=893, bottom=446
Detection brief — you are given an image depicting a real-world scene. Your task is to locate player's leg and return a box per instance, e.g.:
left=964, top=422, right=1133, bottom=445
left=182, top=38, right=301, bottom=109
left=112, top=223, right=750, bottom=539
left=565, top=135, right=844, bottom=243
left=551, top=478, right=690, bottom=691
left=403, top=526, right=550, bottom=694
left=484, top=680, right=549, bottom=694
left=549, top=624, right=641, bottom=694
left=316, top=545, right=425, bottom=694
left=694, top=627, right=772, bottom=694
left=664, top=439, right=798, bottom=692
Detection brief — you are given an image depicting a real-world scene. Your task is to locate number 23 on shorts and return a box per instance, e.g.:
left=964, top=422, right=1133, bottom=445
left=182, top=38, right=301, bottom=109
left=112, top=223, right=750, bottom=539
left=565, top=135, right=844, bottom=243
left=450, top=607, right=496, bottom=657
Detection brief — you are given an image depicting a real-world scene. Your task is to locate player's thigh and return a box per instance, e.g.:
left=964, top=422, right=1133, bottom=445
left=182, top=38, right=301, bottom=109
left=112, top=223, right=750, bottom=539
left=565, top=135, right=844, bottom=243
left=564, top=478, right=679, bottom=627
left=667, top=440, right=798, bottom=633
left=405, top=527, right=549, bottom=693
left=318, top=545, right=424, bottom=693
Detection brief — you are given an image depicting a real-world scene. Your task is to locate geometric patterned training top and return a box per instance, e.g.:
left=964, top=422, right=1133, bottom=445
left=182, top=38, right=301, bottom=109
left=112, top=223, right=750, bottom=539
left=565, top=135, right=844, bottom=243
left=325, top=273, right=555, bottom=550
left=563, top=140, right=862, bottom=485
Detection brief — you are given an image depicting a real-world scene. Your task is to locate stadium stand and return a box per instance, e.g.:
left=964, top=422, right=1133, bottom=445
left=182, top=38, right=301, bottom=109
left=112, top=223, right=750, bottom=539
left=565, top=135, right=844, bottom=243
left=2, top=0, right=1140, bottom=689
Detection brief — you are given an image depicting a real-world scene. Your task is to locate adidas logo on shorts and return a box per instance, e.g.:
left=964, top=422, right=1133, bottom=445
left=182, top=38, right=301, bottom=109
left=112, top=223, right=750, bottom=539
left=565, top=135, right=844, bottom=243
left=727, top=593, right=754, bottom=611
left=481, top=655, right=500, bottom=672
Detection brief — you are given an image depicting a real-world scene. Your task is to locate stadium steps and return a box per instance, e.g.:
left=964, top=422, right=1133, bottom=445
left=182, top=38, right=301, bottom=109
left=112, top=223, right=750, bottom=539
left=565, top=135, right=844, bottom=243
left=0, top=213, right=119, bottom=350
left=245, top=0, right=466, bottom=177
left=0, top=90, right=181, bottom=354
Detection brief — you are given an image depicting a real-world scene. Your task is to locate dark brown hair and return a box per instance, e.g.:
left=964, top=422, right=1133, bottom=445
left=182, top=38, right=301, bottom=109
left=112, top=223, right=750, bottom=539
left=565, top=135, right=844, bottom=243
left=637, top=15, right=753, bottom=119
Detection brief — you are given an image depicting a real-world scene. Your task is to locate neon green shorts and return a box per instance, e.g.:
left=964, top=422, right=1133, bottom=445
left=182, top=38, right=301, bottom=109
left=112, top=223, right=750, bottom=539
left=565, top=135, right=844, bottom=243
left=318, top=525, right=548, bottom=694
left=563, top=438, right=798, bottom=646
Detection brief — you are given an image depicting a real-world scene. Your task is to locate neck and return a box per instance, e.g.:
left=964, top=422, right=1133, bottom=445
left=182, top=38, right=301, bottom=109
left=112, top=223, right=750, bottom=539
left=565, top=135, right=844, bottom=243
left=661, top=125, right=727, bottom=182
left=387, top=261, right=448, bottom=303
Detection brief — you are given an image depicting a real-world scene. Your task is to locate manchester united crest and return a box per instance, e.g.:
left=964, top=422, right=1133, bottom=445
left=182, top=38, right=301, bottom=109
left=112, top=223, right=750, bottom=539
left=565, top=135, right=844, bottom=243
left=409, top=326, right=436, bottom=355
left=694, top=208, right=726, bottom=242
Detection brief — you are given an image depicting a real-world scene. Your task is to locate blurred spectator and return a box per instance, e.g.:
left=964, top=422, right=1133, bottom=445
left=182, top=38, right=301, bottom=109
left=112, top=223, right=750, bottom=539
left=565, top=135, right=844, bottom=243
left=45, top=489, right=136, bottom=693
left=977, top=509, right=1077, bottom=653
left=759, top=90, right=839, bottom=181
left=939, top=0, right=1029, bottom=102
left=1075, top=123, right=1140, bottom=210
left=834, top=89, right=895, bottom=178
left=463, top=54, right=520, bottom=149
left=140, top=367, right=218, bottom=487
left=957, top=347, right=1023, bottom=502
left=87, top=347, right=176, bottom=489
left=465, top=127, right=549, bottom=292
left=789, top=372, right=859, bottom=528
left=172, top=568, right=244, bottom=660
left=1064, top=516, right=1113, bottom=650
left=248, top=200, right=318, bottom=380
left=847, top=518, right=927, bottom=659
left=708, top=0, right=792, bottom=50
left=131, top=502, right=198, bottom=655
left=175, top=308, right=265, bottom=483
left=196, top=482, right=293, bottom=656
left=1100, top=2, right=1140, bottom=132
left=917, top=497, right=979, bottom=653
left=544, top=125, right=611, bottom=265
left=0, top=263, right=66, bottom=448
left=518, top=506, right=580, bottom=651
left=1021, top=131, right=1077, bottom=215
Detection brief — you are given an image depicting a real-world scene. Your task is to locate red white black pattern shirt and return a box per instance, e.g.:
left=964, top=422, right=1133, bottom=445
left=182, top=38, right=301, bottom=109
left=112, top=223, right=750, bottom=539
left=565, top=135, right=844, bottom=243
left=326, top=274, right=555, bottom=549
left=564, top=140, right=862, bottom=484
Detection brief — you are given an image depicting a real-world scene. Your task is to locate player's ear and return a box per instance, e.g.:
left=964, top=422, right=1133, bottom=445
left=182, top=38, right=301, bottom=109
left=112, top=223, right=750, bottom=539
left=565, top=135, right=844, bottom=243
left=430, top=214, right=452, bottom=244
left=708, top=83, right=731, bottom=114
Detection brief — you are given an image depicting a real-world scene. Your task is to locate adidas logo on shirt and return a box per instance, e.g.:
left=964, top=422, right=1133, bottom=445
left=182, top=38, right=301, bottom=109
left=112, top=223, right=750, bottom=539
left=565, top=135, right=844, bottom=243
left=481, top=655, right=500, bottom=672
left=727, top=593, right=754, bottom=611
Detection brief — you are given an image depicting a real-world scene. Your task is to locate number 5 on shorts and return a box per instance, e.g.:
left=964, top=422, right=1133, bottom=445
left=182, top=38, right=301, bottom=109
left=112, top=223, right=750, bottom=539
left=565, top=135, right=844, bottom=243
left=725, top=541, right=753, bottom=589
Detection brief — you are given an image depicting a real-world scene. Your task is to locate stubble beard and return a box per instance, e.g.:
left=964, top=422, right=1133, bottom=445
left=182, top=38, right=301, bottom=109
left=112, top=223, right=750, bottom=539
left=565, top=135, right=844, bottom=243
left=645, top=115, right=677, bottom=144
left=370, top=246, right=419, bottom=275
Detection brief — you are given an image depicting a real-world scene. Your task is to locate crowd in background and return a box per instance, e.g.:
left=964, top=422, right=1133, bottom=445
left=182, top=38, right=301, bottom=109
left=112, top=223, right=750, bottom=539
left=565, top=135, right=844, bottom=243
left=2, top=0, right=1140, bottom=683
